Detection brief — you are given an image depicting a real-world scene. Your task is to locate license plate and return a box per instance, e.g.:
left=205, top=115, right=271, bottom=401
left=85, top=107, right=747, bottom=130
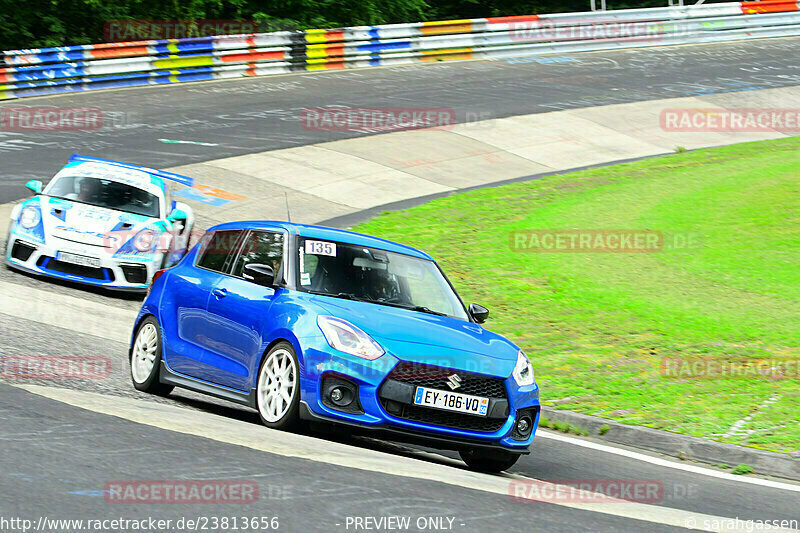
left=413, top=387, right=489, bottom=417
left=56, top=251, right=101, bottom=268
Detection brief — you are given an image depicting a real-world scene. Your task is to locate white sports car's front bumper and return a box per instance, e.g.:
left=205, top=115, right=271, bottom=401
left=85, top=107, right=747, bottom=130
left=6, top=233, right=162, bottom=291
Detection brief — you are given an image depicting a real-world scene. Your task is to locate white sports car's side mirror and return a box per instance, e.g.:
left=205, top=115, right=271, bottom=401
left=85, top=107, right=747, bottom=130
left=168, top=208, right=187, bottom=221
left=25, top=180, right=43, bottom=194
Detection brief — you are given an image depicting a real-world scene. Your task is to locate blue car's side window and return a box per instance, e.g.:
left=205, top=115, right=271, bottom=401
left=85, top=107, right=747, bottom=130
left=231, top=231, right=284, bottom=283
left=196, top=230, right=244, bottom=273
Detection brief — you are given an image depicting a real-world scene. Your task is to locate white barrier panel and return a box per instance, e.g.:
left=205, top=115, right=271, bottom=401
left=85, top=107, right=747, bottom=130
left=1, top=0, right=799, bottom=100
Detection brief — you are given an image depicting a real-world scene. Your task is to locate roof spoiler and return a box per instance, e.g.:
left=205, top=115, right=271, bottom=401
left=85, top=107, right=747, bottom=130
left=68, top=155, right=194, bottom=187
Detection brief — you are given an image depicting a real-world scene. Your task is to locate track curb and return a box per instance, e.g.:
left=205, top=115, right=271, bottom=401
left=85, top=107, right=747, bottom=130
left=540, top=407, right=800, bottom=482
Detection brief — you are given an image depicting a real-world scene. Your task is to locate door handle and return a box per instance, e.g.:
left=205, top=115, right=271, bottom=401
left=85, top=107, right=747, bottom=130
left=212, top=288, right=228, bottom=298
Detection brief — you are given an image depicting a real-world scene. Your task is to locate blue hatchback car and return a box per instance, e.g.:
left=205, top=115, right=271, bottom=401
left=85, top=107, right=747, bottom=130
left=130, top=221, right=540, bottom=472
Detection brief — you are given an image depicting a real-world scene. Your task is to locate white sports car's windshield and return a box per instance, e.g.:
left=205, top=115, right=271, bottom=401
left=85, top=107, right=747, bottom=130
left=297, top=238, right=469, bottom=320
left=45, top=175, right=161, bottom=218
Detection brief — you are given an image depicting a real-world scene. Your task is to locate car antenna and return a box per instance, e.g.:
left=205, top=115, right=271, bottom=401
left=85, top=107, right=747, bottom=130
left=284, top=192, right=292, bottom=223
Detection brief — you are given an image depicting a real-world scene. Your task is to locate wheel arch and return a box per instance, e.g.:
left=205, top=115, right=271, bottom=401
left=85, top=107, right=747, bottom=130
left=254, top=331, right=305, bottom=385
left=128, top=312, right=158, bottom=359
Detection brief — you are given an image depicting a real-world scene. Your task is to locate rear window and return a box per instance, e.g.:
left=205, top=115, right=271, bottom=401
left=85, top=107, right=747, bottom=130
left=197, top=230, right=243, bottom=273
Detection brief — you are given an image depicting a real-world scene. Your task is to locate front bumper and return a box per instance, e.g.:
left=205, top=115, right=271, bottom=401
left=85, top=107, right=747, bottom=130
left=5, top=234, right=158, bottom=291
left=299, top=337, right=540, bottom=452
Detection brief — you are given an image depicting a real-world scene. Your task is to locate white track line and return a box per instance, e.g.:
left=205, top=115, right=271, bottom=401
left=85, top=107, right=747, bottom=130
left=538, top=430, right=800, bottom=492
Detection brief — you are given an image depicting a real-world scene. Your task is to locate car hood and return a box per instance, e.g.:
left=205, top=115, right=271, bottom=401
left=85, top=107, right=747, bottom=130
left=39, top=196, right=158, bottom=247
left=310, top=296, right=520, bottom=371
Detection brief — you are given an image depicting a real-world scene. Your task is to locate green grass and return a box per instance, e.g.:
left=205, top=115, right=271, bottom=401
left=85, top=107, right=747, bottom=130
left=356, top=137, right=800, bottom=454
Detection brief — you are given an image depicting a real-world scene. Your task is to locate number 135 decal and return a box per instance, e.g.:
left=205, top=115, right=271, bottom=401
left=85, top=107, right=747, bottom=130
left=305, top=240, right=336, bottom=257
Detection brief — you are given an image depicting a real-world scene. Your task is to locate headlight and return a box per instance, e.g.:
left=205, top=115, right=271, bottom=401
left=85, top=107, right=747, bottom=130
left=317, top=315, right=385, bottom=360
left=133, top=229, right=156, bottom=252
left=513, top=350, right=535, bottom=387
left=19, top=206, right=40, bottom=229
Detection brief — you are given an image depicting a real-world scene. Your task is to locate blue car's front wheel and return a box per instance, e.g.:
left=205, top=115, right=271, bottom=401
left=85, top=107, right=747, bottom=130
left=256, top=342, right=301, bottom=430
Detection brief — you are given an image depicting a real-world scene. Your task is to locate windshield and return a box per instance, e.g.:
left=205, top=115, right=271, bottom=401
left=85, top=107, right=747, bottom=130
left=45, top=175, right=161, bottom=218
left=297, top=237, right=469, bottom=320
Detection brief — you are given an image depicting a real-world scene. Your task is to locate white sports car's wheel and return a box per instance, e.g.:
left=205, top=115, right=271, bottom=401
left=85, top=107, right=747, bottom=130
left=130, top=316, right=174, bottom=396
left=256, top=342, right=300, bottom=429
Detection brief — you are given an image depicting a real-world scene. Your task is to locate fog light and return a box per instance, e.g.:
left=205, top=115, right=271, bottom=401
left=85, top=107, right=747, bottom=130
left=321, top=376, right=362, bottom=414
left=510, top=408, right=538, bottom=441
left=330, top=387, right=344, bottom=403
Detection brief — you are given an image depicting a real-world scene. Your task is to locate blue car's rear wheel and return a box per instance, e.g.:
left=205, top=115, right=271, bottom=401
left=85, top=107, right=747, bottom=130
left=256, top=342, right=300, bottom=430
left=130, top=316, right=174, bottom=397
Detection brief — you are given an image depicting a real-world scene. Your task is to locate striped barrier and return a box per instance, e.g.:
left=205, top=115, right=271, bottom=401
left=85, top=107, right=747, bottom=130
left=2, top=1, right=800, bottom=100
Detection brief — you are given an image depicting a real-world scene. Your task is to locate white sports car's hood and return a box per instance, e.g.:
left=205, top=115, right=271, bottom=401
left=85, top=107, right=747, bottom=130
left=41, top=196, right=159, bottom=250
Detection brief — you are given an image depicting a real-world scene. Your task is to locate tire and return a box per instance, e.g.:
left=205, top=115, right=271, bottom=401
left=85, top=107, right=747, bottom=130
left=459, top=449, right=520, bottom=473
left=256, top=341, right=301, bottom=430
left=130, top=316, right=174, bottom=396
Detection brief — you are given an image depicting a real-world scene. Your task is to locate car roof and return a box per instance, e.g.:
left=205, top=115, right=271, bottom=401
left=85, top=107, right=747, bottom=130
left=207, top=220, right=434, bottom=261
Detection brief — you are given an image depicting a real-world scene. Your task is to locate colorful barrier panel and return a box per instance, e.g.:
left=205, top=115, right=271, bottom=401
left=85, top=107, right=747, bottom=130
left=2, top=1, right=800, bottom=100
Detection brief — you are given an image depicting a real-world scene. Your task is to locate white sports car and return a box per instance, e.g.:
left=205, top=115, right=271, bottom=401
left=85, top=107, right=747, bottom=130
left=5, top=155, right=195, bottom=292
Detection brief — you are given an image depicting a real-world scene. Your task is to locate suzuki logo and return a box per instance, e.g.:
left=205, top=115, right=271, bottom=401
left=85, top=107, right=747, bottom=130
left=446, top=374, right=463, bottom=390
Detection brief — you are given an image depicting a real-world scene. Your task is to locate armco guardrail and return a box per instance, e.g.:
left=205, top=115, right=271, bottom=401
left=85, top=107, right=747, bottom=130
left=1, top=0, right=799, bottom=101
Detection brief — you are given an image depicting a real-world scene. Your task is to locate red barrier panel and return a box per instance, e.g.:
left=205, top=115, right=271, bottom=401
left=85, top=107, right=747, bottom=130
left=741, top=0, right=799, bottom=13
left=486, top=15, right=541, bottom=24
left=220, top=50, right=286, bottom=63
left=90, top=46, right=151, bottom=59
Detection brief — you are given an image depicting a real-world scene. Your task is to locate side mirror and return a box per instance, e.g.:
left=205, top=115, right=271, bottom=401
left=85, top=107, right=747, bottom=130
left=168, top=208, right=187, bottom=222
left=243, top=263, right=275, bottom=287
left=468, top=303, right=489, bottom=324
left=25, top=180, right=43, bottom=194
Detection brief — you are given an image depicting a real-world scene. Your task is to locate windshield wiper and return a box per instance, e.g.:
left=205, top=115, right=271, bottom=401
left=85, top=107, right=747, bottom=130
left=303, top=290, right=368, bottom=302
left=376, top=301, right=448, bottom=316
left=406, top=305, right=448, bottom=317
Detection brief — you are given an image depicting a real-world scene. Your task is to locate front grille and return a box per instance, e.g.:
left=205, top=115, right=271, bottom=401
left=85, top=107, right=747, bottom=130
left=387, top=361, right=507, bottom=399
left=120, top=264, right=147, bottom=284
left=38, top=256, right=115, bottom=281
left=393, top=403, right=507, bottom=432
left=380, top=361, right=509, bottom=433
left=10, top=241, right=36, bottom=262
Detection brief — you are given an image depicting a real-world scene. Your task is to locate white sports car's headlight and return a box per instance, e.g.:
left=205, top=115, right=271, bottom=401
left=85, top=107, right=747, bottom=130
left=513, top=350, right=535, bottom=387
left=133, top=229, right=156, bottom=252
left=19, top=206, right=40, bottom=229
left=317, top=316, right=385, bottom=360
